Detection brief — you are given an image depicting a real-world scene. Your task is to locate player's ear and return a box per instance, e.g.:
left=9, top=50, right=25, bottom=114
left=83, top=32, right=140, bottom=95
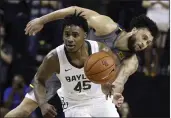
left=84, top=33, right=87, bottom=39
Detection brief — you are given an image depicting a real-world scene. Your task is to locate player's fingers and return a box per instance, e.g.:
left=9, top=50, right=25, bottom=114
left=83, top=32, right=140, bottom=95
left=26, top=22, right=32, bottom=29
left=120, top=97, right=124, bottom=101
left=25, top=25, right=32, bottom=35
left=49, top=108, right=57, bottom=116
left=29, top=28, right=36, bottom=36
left=33, top=29, right=40, bottom=36
left=25, top=24, right=32, bottom=33
left=26, top=21, right=33, bottom=27
left=46, top=111, right=56, bottom=118
left=51, top=105, right=57, bottom=112
left=114, top=93, right=122, bottom=99
left=29, top=30, right=32, bottom=36
left=116, top=103, right=122, bottom=108
left=118, top=100, right=124, bottom=104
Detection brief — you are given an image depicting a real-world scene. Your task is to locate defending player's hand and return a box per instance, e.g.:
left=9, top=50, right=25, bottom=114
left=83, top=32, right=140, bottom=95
left=25, top=18, right=44, bottom=36
left=40, top=103, right=57, bottom=118
left=112, top=93, right=124, bottom=107
left=101, top=83, right=115, bottom=100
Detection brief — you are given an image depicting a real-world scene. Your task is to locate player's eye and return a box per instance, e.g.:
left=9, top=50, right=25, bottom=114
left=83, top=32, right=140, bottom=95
left=65, top=32, right=70, bottom=37
left=147, top=40, right=152, bottom=45
left=72, top=33, right=79, bottom=38
left=142, top=35, right=148, bottom=40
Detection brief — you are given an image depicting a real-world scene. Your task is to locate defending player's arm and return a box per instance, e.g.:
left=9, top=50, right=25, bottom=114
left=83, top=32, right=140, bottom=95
left=98, top=42, right=138, bottom=106
left=33, top=49, right=59, bottom=117
left=25, top=6, right=117, bottom=36
left=112, top=55, right=138, bottom=93
left=98, top=42, right=138, bottom=93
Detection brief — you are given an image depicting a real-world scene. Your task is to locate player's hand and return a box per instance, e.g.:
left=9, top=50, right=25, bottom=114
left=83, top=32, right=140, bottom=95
left=25, top=18, right=44, bottom=36
left=101, top=83, right=115, bottom=100
left=40, top=103, right=57, bottom=118
left=112, top=93, right=124, bottom=107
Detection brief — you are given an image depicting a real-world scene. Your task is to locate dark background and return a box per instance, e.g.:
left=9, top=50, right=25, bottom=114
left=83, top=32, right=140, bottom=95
left=0, top=0, right=170, bottom=117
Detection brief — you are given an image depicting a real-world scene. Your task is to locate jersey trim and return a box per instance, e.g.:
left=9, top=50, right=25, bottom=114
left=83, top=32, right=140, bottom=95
left=64, top=41, right=92, bottom=69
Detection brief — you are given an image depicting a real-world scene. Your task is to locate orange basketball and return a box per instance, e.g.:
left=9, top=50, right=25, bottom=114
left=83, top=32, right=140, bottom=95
left=84, top=51, right=117, bottom=84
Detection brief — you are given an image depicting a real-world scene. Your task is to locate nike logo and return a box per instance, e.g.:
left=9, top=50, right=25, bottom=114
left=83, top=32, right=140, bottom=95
left=65, top=68, right=72, bottom=72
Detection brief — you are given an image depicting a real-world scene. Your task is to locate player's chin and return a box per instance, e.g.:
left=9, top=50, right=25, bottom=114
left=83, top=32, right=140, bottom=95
left=134, top=48, right=144, bottom=52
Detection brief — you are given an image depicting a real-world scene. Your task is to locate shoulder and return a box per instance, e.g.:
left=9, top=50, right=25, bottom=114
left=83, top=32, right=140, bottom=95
left=38, top=48, right=60, bottom=73
left=44, top=49, right=58, bottom=62
left=97, top=41, right=110, bottom=51
left=42, top=48, right=59, bottom=71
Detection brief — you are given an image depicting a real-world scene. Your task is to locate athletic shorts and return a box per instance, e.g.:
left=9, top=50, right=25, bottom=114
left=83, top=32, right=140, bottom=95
left=57, top=91, right=119, bottom=117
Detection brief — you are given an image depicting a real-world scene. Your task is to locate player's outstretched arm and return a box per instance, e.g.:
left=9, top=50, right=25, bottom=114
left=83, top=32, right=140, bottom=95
left=112, top=55, right=138, bottom=93
left=33, top=49, right=59, bottom=117
left=25, top=6, right=117, bottom=36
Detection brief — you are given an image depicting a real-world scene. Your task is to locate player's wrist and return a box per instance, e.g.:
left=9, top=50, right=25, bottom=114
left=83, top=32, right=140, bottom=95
left=39, top=17, right=46, bottom=25
left=112, top=82, right=124, bottom=93
left=39, top=101, right=48, bottom=108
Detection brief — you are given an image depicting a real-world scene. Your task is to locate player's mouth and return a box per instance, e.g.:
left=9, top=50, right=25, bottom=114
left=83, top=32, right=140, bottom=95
left=66, top=45, right=76, bottom=50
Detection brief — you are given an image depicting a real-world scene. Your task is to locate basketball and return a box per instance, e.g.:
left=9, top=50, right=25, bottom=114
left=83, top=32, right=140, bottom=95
left=84, top=51, right=117, bottom=84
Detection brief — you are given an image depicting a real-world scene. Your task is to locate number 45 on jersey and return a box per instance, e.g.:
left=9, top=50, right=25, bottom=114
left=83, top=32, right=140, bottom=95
left=74, top=80, right=91, bottom=93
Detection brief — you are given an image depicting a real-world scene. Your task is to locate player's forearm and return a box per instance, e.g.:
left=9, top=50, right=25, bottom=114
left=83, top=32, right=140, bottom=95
left=39, top=6, right=99, bottom=25
left=112, top=67, right=128, bottom=93
left=39, top=6, right=75, bottom=24
left=33, top=76, right=47, bottom=106
left=112, top=64, right=137, bottom=93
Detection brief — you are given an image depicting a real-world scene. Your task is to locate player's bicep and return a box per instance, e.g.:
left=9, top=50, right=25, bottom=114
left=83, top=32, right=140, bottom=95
left=36, top=50, right=59, bottom=82
left=74, top=6, right=117, bottom=35
left=88, top=15, right=117, bottom=36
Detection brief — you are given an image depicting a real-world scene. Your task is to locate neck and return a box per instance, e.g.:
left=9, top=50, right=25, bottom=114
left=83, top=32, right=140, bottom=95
left=67, top=42, right=88, bottom=59
left=115, top=31, right=131, bottom=51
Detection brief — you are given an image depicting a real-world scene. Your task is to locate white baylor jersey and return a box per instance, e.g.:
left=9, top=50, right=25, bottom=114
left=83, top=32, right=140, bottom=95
left=56, top=40, right=105, bottom=101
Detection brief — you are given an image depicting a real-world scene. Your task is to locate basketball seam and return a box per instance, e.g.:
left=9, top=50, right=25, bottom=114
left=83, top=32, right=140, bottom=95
left=86, top=64, right=115, bottom=76
left=85, top=55, right=110, bottom=72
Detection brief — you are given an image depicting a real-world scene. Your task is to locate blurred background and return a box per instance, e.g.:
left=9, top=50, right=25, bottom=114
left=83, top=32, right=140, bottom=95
left=0, top=0, right=170, bottom=118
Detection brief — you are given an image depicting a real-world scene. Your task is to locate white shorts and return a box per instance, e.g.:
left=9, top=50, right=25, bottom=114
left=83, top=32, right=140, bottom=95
left=59, top=94, right=119, bottom=117
left=65, top=99, right=119, bottom=117
left=25, top=90, right=37, bottom=102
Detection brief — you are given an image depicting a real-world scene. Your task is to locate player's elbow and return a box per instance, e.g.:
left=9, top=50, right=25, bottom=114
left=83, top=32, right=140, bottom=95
left=69, top=6, right=83, bottom=13
left=70, top=6, right=78, bottom=10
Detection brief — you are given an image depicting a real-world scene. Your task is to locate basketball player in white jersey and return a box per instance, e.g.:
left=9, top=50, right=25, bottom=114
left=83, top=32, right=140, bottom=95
left=32, top=12, right=121, bottom=117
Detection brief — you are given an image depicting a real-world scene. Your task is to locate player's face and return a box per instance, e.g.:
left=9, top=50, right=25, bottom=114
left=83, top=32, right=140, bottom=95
left=63, top=25, right=85, bottom=52
left=128, top=28, right=153, bottom=52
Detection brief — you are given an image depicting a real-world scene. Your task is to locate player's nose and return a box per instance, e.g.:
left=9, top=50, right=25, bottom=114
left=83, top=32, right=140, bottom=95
left=139, top=43, right=144, bottom=49
left=67, top=37, right=74, bottom=43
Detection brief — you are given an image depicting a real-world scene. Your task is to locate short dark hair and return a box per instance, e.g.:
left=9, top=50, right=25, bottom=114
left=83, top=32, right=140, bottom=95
left=63, top=10, right=88, bottom=33
left=130, top=14, right=159, bottom=39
